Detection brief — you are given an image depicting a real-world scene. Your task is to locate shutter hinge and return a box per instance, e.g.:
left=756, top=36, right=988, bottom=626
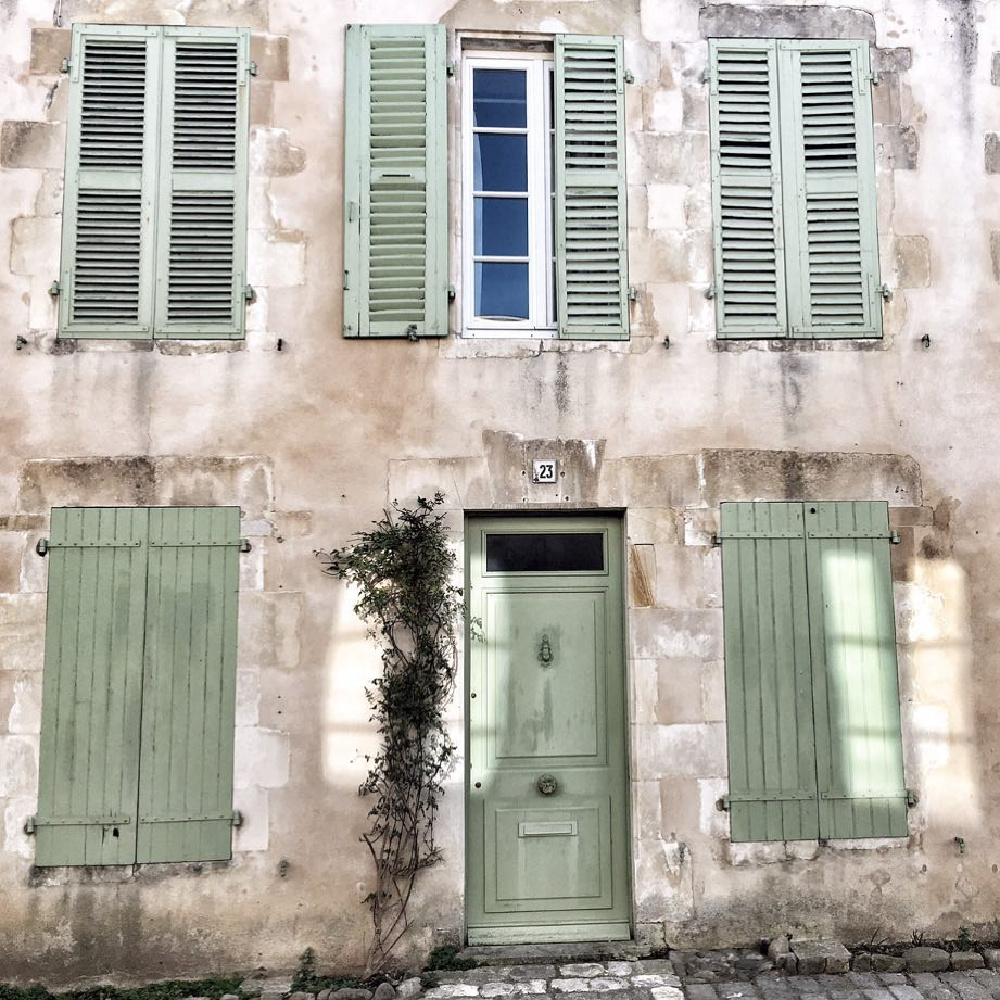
left=35, top=538, right=49, bottom=557
left=906, top=788, right=917, bottom=808
left=705, top=284, right=718, bottom=300
left=889, top=530, right=901, bottom=545
left=49, top=280, right=60, bottom=297
left=447, top=284, right=456, bottom=302
left=623, top=69, right=634, bottom=84
left=710, top=533, right=722, bottom=547
left=406, top=323, right=418, bottom=342
left=24, top=816, right=35, bottom=835
left=879, top=283, right=893, bottom=301
left=60, top=59, right=71, bottom=74
left=867, top=71, right=881, bottom=86
left=232, top=809, right=244, bottom=827
left=699, top=67, right=710, bottom=85
left=343, top=269, right=350, bottom=291
left=717, top=796, right=731, bottom=812
left=243, top=284, right=255, bottom=303
left=239, top=538, right=252, bottom=553
left=248, top=61, right=258, bottom=77
left=628, top=286, right=639, bottom=303
left=446, top=61, right=456, bottom=78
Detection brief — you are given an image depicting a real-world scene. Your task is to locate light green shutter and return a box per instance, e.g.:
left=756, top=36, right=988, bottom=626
left=154, top=28, right=250, bottom=339
left=780, top=41, right=881, bottom=338
left=720, top=503, right=819, bottom=841
left=805, top=502, right=907, bottom=837
left=343, top=24, right=448, bottom=338
left=136, top=507, right=241, bottom=863
left=59, top=25, right=161, bottom=339
left=554, top=35, right=629, bottom=340
left=709, top=40, right=788, bottom=339
left=36, top=508, right=149, bottom=865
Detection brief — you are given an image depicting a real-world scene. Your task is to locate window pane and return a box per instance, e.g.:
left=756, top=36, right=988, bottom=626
left=486, top=532, right=605, bottom=572
left=475, top=262, right=529, bottom=319
left=474, top=134, right=528, bottom=192
left=473, top=68, right=527, bottom=128
left=475, top=197, right=528, bottom=256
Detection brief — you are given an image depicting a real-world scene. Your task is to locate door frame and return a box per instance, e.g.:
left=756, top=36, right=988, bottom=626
left=463, top=511, right=634, bottom=944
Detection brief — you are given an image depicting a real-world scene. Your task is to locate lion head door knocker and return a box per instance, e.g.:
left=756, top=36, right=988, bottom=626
left=538, top=633, right=554, bottom=667
left=537, top=773, right=558, bottom=796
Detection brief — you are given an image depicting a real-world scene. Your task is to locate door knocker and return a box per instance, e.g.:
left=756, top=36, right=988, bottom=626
left=538, top=633, right=554, bottom=666
left=537, top=773, right=558, bottom=796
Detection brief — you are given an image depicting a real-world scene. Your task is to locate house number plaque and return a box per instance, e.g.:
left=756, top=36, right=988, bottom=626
left=532, top=459, right=557, bottom=484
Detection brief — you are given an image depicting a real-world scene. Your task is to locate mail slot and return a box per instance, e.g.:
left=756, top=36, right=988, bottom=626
left=517, top=820, right=578, bottom=838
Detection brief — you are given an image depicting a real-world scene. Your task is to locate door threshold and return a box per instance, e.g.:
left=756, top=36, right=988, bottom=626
left=461, top=932, right=639, bottom=964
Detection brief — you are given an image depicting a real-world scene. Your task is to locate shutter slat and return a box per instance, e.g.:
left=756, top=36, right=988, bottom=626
left=710, top=41, right=788, bottom=338
left=137, top=507, right=240, bottom=863
left=554, top=35, right=629, bottom=341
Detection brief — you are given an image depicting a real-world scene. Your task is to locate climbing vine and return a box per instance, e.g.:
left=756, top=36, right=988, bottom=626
left=318, top=493, right=463, bottom=972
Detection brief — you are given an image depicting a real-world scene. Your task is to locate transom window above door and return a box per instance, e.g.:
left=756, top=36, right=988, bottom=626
left=463, top=55, right=556, bottom=337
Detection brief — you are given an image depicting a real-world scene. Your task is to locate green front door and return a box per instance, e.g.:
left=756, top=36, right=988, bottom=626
left=466, top=516, right=630, bottom=945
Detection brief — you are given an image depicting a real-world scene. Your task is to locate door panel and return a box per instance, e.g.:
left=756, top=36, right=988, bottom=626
left=467, top=516, right=630, bottom=944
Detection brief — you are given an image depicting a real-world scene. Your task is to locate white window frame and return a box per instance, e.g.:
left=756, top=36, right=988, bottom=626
left=462, top=52, right=555, bottom=338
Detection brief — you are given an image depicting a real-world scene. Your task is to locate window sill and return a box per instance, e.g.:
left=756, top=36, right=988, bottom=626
left=713, top=337, right=889, bottom=354
left=445, top=335, right=648, bottom=360
left=43, top=338, right=247, bottom=356
left=28, top=858, right=235, bottom=887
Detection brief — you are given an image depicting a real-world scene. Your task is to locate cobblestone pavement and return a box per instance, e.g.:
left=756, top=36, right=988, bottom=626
left=409, top=964, right=1000, bottom=1000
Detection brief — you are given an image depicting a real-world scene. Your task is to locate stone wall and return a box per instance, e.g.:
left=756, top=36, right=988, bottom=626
left=0, top=0, right=998, bottom=982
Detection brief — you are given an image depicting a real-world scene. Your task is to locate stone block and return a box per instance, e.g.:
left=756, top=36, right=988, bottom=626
left=983, top=949, right=1000, bottom=970
left=647, top=184, right=687, bottom=231
left=895, top=236, right=931, bottom=288
left=1, top=122, right=65, bottom=169
left=600, top=455, right=700, bottom=508
left=186, top=0, right=268, bottom=29
left=645, top=88, right=682, bottom=132
left=631, top=608, right=723, bottom=661
left=11, top=216, right=61, bottom=276
left=873, top=48, right=912, bottom=74
left=699, top=5, right=876, bottom=41
left=872, top=72, right=900, bottom=125
left=636, top=721, right=727, bottom=779
left=630, top=544, right=656, bottom=608
left=902, top=948, right=950, bottom=973
left=251, top=127, right=306, bottom=177
left=768, top=937, right=790, bottom=961
left=234, top=726, right=290, bottom=789
left=791, top=940, right=851, bottom=976
left=559, top=966, right=605, bottom=978
left=251, top=33, right=289, bottom=80
left=991, top=232, right=1000, bottom=282
left=657, top=658, right=707, bottom=725
left=631, top=132, right=709, bottom=187
left=951, top=953, right=985, bottom=971
left=651, top=990, right=684, bottom=1000
left=250, top=80, right=274, bottom=127
left=876, top=125, right=919, bottom=170
left=872, top=956, right=906, bottom=973
left=30, top=28, right=72, bottom=74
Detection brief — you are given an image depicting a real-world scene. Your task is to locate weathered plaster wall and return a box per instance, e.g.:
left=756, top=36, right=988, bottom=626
left=1, top=0, right=999, bottom=982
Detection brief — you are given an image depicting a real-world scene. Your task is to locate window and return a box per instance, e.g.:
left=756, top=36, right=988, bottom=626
left=34, top=507, right=241, bottom=865
left=58, top=25, right=251, bottom=340
left=719, top=501, right=908, bottom=842
left=342, top=25, right=629, bottom=341
left=709, top=39, right=882, bottom=339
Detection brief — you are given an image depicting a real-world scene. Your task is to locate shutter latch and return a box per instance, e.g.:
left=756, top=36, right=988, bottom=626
left=240, top=539, right=252, bottom=553
left=717, top=796, right=731, bottom=812
left=446, top=61, right=456, bottom=78
left=705, top=284, right=718, bottom=300
left=867, top=71, right=881, bottom=86
left=906, top=789, right=917, bottom=808
left=243, top=284, right=255, bottom=303
left=232, top=810, right=244, bottom=827
left=60, top=59, right=71, bottom=74
left=24, top=816, right=36, bottom=835
left=49, top=280, right=60, bottom=297
left=406, top=324, right=418, bottom=342
left=628, top=286, right=639, bottom=303
left=889, top=531, right=901, bottom=544
left=447, top=284, right=456, bottom=302
left=879, top=283, right=893, bottom=301
left=248, top=61, right=258, bottom=77
left=35, top=538, right=49, bottom=557
left=623, top=69, right=634, bottom=85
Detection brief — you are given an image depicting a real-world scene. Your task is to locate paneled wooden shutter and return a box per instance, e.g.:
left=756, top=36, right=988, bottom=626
left=721, top=501, right=907, bottom=842
left=154, top=29, right=250, bottom=339
left=720, top=503, right=819, bottom=841
left=343, top=24, right=448, bottom=338
left=36, top=508, right=149, bottom=864
left=60, top=26, right=160, bottom=338
left=781, top=42, right=881, bottom=338
left=709, top=41, right=788, bottom=338
left=137, top=507, right=241, bottom=862
left=805, top=502, right=907, bottom=837
left=554, top=35, right=629, bottom=340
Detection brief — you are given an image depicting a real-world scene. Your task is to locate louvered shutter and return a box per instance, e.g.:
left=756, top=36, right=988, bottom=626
left=554, top=35, right=629, bottom=341
left=154, top=28, right=250, bottom=339
left=59, top=26, right=160, bottom=339
left=709, top=40, right=788, bottom=338
left=343, top=24, right=448, bottom=338
left=720, top=503, right=820, bottom=842
left=780, top=41, right=881, bottom=338
left=35, top=508, right=148, bottom=865
left=805, top=502, right=907, bottom=837
left=137, top=507, right=240, bottom=862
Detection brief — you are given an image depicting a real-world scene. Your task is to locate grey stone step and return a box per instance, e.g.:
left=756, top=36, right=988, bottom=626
left=458, top=944, right=646, bottom=968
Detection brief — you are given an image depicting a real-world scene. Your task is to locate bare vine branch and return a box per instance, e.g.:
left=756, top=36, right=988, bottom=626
left=318, top=493, right=462, bottom=973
